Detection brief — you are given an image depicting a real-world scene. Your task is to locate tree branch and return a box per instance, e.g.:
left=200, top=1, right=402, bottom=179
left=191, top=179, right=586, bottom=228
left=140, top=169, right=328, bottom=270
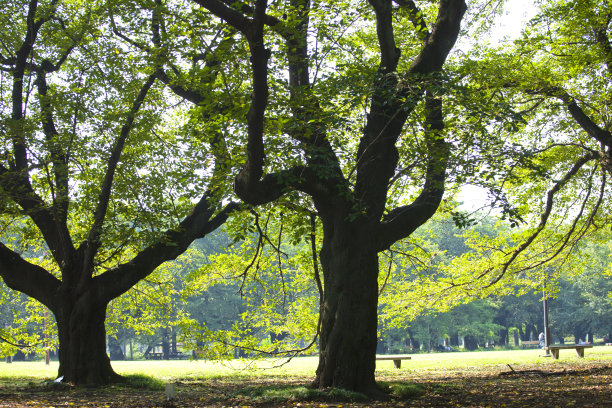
left=0, top=243, right=60, bottom=311
left=35, top=71, right=69, bottom=222
left=12, top=0, right=60, bottom=170
left=525, top=86, right=612, bottom=147
left=377, top=94, right=449, bottom=250
left=192, top=0, right=252, bottom=34
left=489, top=151, right=599, bottom=284
left=94, top=198, right=239, bottom=302
left=84, top=74, right=157, bottom=268
left=368, top=0, right=401, bottom=72
left=408, top=0, right=466, bottom=74
left=564, top=97, right=612, bottom=147
left=353, top=0, right=464, bottom=220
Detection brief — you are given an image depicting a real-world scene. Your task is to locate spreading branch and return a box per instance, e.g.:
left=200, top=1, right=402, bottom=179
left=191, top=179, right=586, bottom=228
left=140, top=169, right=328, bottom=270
left=378, top=94, right=449, bottom=250
left=0, top=243, right=60, bottom=310
left=488, top=151, right=599, bottom=285
left=95, top=197, right=239, bottom=302
left=84, top=73, right=157, bottom=271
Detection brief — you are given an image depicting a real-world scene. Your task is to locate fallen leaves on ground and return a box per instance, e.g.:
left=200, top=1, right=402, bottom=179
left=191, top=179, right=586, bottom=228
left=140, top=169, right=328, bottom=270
left=0, top=360, right=610, bottom=407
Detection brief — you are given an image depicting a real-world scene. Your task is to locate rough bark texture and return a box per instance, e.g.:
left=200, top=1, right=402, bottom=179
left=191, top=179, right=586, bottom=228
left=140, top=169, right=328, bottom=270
left=56, top=300, right=120, bottom=385
left=313, top=220, right=380, bottom=393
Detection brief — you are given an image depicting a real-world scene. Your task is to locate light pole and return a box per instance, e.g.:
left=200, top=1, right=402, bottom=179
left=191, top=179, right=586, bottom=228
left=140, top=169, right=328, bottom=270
left=542, top=287, right=551, bottom=357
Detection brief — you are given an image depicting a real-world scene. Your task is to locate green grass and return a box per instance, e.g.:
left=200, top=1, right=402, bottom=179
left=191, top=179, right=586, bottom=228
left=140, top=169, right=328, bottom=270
left=374, top=345, right=612, bottom=373
left=0, top=345, right=610, bottom=385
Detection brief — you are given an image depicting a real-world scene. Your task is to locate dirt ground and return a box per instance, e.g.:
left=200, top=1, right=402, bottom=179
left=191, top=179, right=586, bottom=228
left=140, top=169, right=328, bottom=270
left=0, top=361, right=610, bottom=407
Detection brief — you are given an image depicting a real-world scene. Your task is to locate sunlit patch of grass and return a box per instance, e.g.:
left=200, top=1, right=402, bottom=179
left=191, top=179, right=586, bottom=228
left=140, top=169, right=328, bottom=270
left=0, top=361, right=59, bottom=379
left=110, top=355, right=319, bottom=381
left=0, top=361, right=57, bottom=388
left=375, top=346, right=612, bottom=373
left=1, top=346, right=610, bottom=391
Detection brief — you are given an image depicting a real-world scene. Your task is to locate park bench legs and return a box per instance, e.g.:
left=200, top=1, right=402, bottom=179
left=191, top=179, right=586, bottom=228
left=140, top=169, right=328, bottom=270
left=547, top=346, right=588, bottom=359
left=376, top=355, right=411, bottom=368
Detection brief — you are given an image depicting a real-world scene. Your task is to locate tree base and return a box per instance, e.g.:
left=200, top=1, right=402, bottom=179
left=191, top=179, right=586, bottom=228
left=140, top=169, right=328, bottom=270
left=310, top=379, right=391, bottom=401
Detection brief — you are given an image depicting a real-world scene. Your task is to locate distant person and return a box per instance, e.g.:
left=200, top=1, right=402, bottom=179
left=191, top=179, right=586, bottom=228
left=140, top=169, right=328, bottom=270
left=538, top=332, right=545, bottom=348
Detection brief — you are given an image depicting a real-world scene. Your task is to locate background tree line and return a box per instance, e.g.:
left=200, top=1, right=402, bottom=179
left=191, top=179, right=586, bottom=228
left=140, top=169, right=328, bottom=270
left=3, top=215, right=610, bottom=361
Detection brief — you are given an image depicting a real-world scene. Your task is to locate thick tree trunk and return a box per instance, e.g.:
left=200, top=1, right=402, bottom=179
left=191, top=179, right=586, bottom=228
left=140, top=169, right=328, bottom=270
left=171, top=330, right=178, bottom=354
left=497, top=328, right=508, bottom=346
left=108, top=336, right=125, bottom=361
left=449, top=332, right=459, bottom=347
left=55, top=297, right=120, bottom=386
left=513, top=331, right=519, bottom=346
left=525, top=324, right=536, bottom=341
left=312, top=225, right=382, bottom=396
left=162, top=328, right=170, bottom=360
left=463, top=335, right=478, bottom=351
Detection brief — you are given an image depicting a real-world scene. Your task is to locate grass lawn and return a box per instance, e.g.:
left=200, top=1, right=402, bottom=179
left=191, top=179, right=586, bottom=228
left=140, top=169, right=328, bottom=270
left=0, top=346, right=610, bottom=407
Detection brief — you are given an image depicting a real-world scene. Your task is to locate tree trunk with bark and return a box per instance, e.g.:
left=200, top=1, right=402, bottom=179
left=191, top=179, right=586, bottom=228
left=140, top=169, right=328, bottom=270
left=513, top=331, right=520, bottom=346
left=463, top=335, right=479, bottom=351
left=162, top=328, right=170, bottom=360
left=56, top=302, right=120, bottom=385
left=108, top=336, right=126, bottom=361
left=313, top=222, right=380, bottom=393
left=449, top=332, right=460, bottom=347
left=497, top=328, right=508, bottom=346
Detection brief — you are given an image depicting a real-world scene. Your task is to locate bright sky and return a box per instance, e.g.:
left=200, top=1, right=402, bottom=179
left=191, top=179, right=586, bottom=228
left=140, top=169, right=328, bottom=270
left=491, top=0, right=539, bottom=42
left=457, top=0, right=538, bottom=211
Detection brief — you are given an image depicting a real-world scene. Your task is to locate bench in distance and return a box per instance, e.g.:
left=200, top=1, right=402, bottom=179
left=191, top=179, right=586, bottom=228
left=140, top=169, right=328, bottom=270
left=376, top=354, right=412, bottom=369
left=546, top=344, right=593, bottom=359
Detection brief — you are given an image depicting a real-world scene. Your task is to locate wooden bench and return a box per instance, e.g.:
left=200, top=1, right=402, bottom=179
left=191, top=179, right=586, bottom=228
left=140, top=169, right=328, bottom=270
left=521, top=340, right=540, bottom=348
left=169, top=351, right=188, bottom=360
left=145, top=352, right=163, bottom=360
left=546, top=344, right=593, bottom=359
left=376, top=354, right=412, bottom=369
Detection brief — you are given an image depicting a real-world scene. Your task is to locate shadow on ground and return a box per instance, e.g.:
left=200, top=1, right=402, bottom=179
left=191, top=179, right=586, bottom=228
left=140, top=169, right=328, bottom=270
left=0, top=361, right=610, bottom=407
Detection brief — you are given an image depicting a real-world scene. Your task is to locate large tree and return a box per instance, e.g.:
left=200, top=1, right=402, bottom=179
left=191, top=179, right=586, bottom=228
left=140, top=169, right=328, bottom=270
left=0, top=0, right=236, bottom=385
left=187, top=0, right=466, bottom=394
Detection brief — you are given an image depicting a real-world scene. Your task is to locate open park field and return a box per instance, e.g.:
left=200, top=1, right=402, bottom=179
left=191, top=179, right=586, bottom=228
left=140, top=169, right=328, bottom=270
left=0, top=347, right=611, bottom=407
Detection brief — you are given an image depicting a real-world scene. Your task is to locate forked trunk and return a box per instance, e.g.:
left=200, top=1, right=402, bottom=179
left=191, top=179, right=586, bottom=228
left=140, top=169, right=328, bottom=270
left=313, top=225, right=382, bottom=397
left=55, top=296, right=121, bottom=385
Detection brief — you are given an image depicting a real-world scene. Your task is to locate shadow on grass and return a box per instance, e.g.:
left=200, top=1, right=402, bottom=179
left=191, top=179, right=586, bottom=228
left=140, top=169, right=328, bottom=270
left=380, top=381, right=427, bottom=399
left=226, top=381, right=425, bottom=404
left=121, top=374, right=165, bottom=390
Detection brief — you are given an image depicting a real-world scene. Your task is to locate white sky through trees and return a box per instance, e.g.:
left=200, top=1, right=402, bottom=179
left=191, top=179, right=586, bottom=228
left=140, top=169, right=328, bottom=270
left=458, top=0, right=538, bottom=211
